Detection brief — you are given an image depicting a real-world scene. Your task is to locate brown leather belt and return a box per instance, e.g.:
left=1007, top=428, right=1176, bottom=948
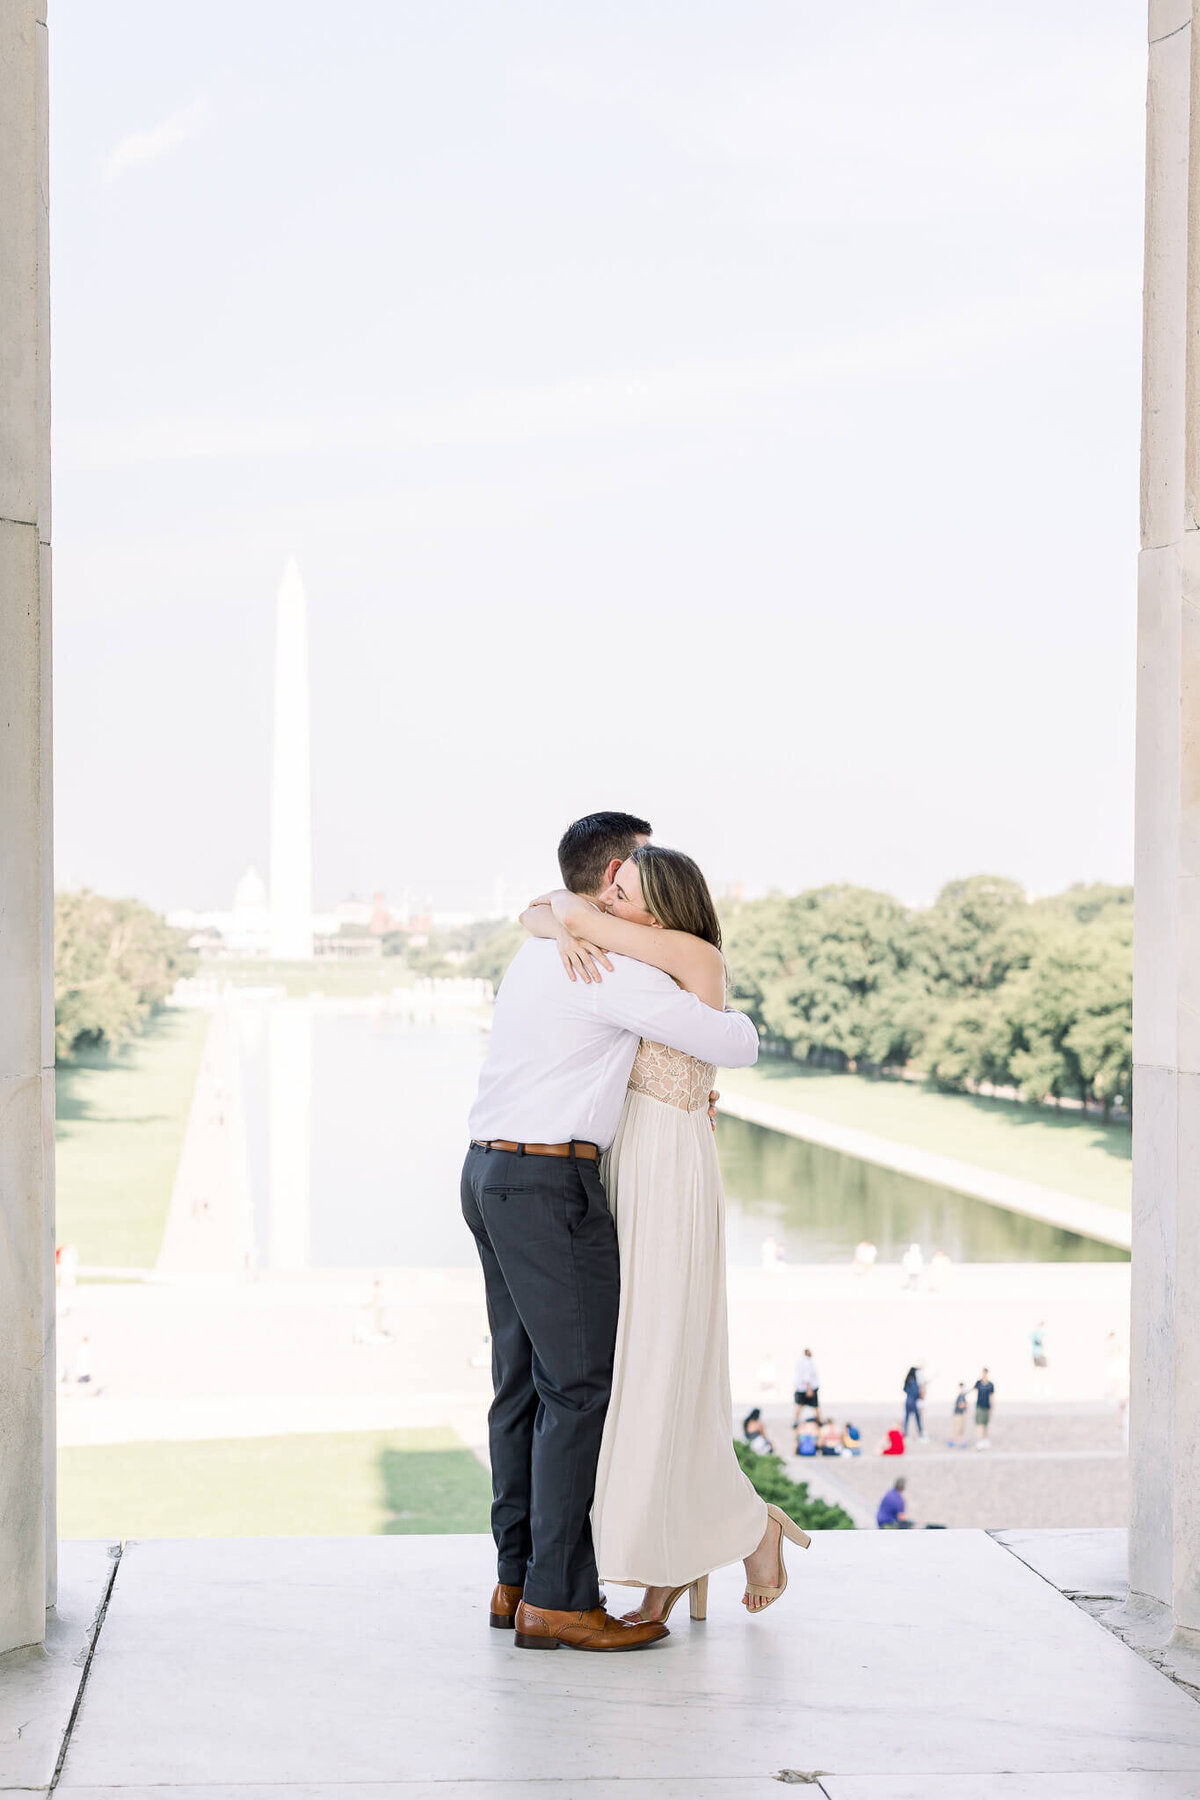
left=471, top=1138, right=600, bottom=1161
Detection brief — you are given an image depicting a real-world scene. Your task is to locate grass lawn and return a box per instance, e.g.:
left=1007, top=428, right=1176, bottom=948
left=57, top=1426, right=492, bottom=1538
left=55, top=1008, right=209, bottom=1269
left=719, top=1060, right=1132, bottom=1213
left=213, top=958, right=414, bottom=997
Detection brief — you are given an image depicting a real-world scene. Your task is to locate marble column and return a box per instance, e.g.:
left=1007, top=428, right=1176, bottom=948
left=1130, top=0, right=1200, bottom=1642
left=0, top=0, right=53, bottom=1652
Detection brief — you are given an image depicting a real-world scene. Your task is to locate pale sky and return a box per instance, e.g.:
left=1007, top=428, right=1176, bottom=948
left=51, top=1, right=1146, bottom=915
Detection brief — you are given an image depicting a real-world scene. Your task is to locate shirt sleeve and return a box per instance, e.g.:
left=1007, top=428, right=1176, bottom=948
left=579, top=956, right=759, bottom=1068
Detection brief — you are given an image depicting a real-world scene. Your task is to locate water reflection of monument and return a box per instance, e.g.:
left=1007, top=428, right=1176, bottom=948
left=266, top=558, right=314, bottom=1266
left=160, top=559, right=318, bottom=1271
left=167, top=561, right=491, bottom=1275
left=268, top=999, right=312, bottom=1271
left=269, top=556, right=313, bottom=962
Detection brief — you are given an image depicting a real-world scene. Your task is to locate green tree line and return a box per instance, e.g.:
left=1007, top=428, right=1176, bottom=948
left=386, top=872, right=1132, bottom=1119
left=387, top=917, right=524, bottom=988
left=55, top=891, right=193, bottom=1060
left=724, top=876, right=1132, bottom=1117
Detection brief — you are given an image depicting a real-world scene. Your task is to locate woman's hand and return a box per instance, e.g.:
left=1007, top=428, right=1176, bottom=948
left=556, top=925, right=614, bottom=985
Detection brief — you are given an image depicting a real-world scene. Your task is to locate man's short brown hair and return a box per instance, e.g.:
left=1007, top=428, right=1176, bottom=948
left=557, top=811, right=652, bottom=895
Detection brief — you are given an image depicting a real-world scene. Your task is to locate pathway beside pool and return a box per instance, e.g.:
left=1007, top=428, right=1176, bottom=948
left=718, top=1089, right=1132, bottom=1249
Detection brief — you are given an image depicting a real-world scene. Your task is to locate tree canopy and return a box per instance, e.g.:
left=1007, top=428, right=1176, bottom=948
left=725, top=878, right=1132, bottom=1117
left=379, top=873, right=1134, bottom=1119
left=55, top=891, right=193, bottom=1060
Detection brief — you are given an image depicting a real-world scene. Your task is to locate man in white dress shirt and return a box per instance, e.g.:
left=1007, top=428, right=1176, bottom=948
left=462, top=811, right=759, bottom=1652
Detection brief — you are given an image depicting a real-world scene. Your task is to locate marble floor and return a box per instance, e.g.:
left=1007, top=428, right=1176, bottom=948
left=4, top=1530, right=1200, bottom=1798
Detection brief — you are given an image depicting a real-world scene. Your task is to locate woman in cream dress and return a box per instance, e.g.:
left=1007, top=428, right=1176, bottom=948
left=522, top=845, right=808, bottom=1625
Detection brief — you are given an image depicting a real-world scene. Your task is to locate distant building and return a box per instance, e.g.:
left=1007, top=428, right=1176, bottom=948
left=313, top=934, right=383, bottom=960
left=168, top=863, right=273, bottom=957
left=171, top=878, right=501, bottom=961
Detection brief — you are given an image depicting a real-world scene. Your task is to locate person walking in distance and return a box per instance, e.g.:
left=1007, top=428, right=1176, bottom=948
left=973, top=1367, right=995, bottom=1448
left=902, top=1366, right=925, bottom=1442
left=1030, top=1322, right=1049, bottom=1395
left=462, top=813, right=761, bottom=1652
left=948, top=1381, right=969, bottom=1447
left=793, top=1348, right=819, bottom=1427
left=852, top=1239, right=877, bottom=1277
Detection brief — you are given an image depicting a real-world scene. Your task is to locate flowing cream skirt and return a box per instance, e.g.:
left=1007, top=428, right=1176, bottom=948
left=591, top=1089, right=767, bottom=1588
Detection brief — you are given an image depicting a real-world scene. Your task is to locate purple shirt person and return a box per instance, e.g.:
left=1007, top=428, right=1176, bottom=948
left=877, top=1479, right=909, bottom=1528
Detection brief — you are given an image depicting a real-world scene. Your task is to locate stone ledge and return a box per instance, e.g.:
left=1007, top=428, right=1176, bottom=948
left=0, top=1541, right=118, bottom=1792
left=992, top=1526, right=1200, bottom=1707
left=29, top=1532, right=1200, bottom=1794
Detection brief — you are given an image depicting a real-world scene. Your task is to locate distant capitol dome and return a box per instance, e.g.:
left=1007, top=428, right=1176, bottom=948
left=233, top=865, right=269, bottom=917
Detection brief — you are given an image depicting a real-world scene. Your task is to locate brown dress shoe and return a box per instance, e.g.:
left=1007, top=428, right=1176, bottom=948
left=490, top=1582, right=524, bottom=1629
left=513, top=1600, right=669, bottom=1652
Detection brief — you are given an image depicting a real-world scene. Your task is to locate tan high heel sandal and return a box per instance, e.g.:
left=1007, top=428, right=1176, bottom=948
left=744, top=1504, right=811, bottom=1614
left=622, top=1574, right=709, bottom=1625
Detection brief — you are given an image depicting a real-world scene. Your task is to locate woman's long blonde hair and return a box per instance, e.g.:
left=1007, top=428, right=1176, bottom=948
left=631, top=845, right=722, bottom=950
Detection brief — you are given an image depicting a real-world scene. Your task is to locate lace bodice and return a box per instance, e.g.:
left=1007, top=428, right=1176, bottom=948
left=627, top=1038, right=716, bottom=1112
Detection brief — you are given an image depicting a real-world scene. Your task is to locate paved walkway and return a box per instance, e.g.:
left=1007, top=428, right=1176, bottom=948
left=55, top=1261, right=1131, bottom=1465
left=6, top=1530, right=1200, bottom=1796
left=155, top=1009, right=254, bottom=1277
left=717, top=1089, right=1132, bottom=1248
left=55, top=1271, right=494, bottom=1453
left=766, top=1405, right=1129, bottom=1531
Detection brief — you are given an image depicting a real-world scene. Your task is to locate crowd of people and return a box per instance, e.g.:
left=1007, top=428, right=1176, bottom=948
left=850, top=1239, right=954, bottom=1292
left=885, top=1366, right=996, bottom=1450
left=741, top=1351, right=998, bottom=1469
left=742, top=1346, right=851, bottom=1458
left=742, top=1313, right=1130, bottom=1537
left=739, top=1347, right=1005, bottom=1533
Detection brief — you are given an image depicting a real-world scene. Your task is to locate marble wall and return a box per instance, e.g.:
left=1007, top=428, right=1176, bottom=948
left=1130, top=0, right=1200, bottom=1643
left=0, top=0, right=54, bottom=1653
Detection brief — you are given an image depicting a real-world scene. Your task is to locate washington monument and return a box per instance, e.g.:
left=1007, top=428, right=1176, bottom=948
left=269, top=557, right=313, bottom=960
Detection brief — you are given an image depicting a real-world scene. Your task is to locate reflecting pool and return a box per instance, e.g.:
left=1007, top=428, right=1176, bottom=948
left=234, top=1007, right=1126, bottom=1268
left=716, top=1115, right=1128, bottom=1267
